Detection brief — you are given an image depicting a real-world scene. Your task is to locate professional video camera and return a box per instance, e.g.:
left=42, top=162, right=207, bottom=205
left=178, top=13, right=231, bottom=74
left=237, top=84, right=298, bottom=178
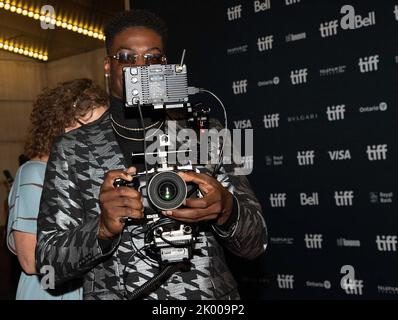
left=115, top=53, right=218, bottom=267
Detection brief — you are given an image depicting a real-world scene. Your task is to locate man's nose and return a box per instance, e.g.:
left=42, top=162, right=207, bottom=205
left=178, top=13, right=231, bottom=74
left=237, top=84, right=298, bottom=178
left=134, top=55, right=146, bottom=66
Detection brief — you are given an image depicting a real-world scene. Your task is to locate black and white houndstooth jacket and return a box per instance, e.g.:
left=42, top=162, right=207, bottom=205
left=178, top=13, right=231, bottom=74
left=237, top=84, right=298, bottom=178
left=36, top=111, right=268, bottom=300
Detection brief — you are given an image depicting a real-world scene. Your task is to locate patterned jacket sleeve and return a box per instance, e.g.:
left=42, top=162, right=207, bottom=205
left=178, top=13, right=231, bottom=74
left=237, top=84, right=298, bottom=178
left=206, top=119, right=268, bottom=260
left=35, top=136, right=119, bottom=285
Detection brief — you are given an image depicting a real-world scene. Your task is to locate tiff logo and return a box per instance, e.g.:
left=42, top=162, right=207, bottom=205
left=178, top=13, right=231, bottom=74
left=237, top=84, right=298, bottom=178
left=290, top=68, right=308, bottom=85
left=376, top=235, right=397, bottom=252
left=340, top=5, right=376, bottom=30
left=334, top=191, right=354, bottom=206
left=227, top=5, right=242, bottom=21
left=366, top=144, right=388, bottom=161
left=304, top=234, right=323, bottom=249
left=395, top=5, right=398, bottom=21
left=285, top=0, right=300, bottom=5
left=264, top=114, right=279, bottom=129
left=320, top=20, right=339, bottom=38
left=326, top=105, right=346, bottom=121
left=297, top=151, right=315, bottom=166
left=359, top=55, right=379, bottom=73
left=270, top=193, right=287, bottom=207
left=277, top=274, right=294, bottom=289
left=254, top=0, right=271, bottom=13
left=340, top=265, right=363, bottom=295
left=257, top=35, right=274, bottom=51
left=300, top=193, right=319, bottom=206
left=232, top=80, right=248, bottom=95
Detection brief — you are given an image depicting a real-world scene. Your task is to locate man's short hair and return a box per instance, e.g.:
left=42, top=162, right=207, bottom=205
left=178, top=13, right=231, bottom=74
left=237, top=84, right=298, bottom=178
left=104, top=9, right=168, bottom=53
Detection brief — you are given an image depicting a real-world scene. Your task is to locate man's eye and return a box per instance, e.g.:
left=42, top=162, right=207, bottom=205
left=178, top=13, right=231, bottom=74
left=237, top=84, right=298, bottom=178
left=118, top=52, right=136, bottom=63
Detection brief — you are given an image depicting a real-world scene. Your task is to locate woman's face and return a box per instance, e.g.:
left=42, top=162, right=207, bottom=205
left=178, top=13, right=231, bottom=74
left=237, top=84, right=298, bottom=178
left=65, top=105, right=108, bottom=133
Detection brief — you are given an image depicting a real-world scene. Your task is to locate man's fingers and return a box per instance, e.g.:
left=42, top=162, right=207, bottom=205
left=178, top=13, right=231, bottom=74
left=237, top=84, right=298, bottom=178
left=185, top=190, right=221, bottom=208
left=105, top=198, right=143, bottom=211
left=102, top=168, right=137, bottom=190
left=163, top=202, right=221, bottom=222
left=100, top=187, right=141, bottom=203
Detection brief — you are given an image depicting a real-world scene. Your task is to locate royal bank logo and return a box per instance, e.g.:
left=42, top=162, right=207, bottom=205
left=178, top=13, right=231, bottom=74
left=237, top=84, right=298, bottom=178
left=234, top=119, right=252, bottom=129
left=319, top=20, right=339, bottom=38
left=290, top=68, right=308, bottom=85
left=369, top=192, right=393, bottom=204
left=263, top=114, right=280, bottom=129
left=358, top=55, right=380, bottom=73
left=297, top=151, right=315, bottom=166
left=254, top=0, right=271, bottom=13
left=320, top=65, right=346, bottom=77
left=366, top=144, right=388, bottom=161
left=359, top=102, right=388, bottom=113
left=287, top=113, right=318, bottom=123
left=285, top=0, right=300, bottom=5
left=257, top=35, right=274, bottom=51
left=227, top=5, right=242, bottom=21
left=300, top=192, right=319, bottom=206
left=376, top=235, right=397, bottom=252
left=270, top=193, right=287, bottom=207
left=326, top=105, right=346, bottom=121
left=304, top=234, right=323, bottom=249
left=277, top=274, right=294, bottom=289
left=258, top=77, right=280, bottom=87
left=334, top=191, right=354, bottom=206
left=285, top=32, right=306, bottom=42
left=232, top=80, right=248, bottom=95
left=265, top=155, right=284, bottom=166
left=337, top=238, right=361, bottom=247
left=395, top=5, right=398, bottom=21
left=227, top=45, right=248, bottom=55
left=328, top=150, right=351, bottom=161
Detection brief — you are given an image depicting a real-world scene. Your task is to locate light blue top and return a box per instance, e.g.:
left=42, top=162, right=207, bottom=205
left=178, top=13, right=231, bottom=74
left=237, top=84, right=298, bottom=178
left=7, top=160, right=82, bottom=300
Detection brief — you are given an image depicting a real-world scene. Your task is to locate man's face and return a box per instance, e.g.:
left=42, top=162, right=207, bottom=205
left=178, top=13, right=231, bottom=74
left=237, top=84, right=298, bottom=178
left=104, top=27, right=165, bottom=99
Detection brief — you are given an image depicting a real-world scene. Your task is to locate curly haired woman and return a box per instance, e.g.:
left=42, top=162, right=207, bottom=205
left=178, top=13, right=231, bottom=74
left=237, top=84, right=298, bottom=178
left=6, top=79, right=108, bottom=300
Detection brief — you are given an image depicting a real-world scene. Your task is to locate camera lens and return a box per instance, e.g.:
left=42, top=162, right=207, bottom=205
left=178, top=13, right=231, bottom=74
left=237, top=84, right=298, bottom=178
left=147, top=171, right=187, bottom=211
left=158, top=182, right=177, bottom=201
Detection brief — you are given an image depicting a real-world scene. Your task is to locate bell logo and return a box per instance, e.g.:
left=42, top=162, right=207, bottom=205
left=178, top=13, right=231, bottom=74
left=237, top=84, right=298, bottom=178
left=257, top=36, right=274, bottom=51
left=319, top=20, right=339, bottom=38
left=340, top=5, right=376, bottom=30
left=358, top=55, right=379, bottom=73
left=300, top=193, right=319, bottom=206
left=376, top=235, right=397, bottom=252
left=395, top=5, right=398, bottom=21
left=304, top=234, right=323, bottom=249
left=263, top=114, right=279, bottom=129
left=270, top=193, right=287, bottom=207
left=227, top=5, right=242, bottom=21
left=334, top=191, right=354, bottom=206
left=277, top=274, right=294, bottom=289
left=254, top=0, right=271, bottom=13
left=366, top=144, right=388, bottom=161
left=326, top=105, right=345, bottom=121
left=297, top=151, right=315, bottom=166
left=290, top=68, right=308, bottom=85
left=232, top=80, right=248, bottom=95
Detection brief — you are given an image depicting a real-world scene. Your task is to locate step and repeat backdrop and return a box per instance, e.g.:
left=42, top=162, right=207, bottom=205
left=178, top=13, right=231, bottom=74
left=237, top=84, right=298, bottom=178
left=133, top=0, right=398, bottom=299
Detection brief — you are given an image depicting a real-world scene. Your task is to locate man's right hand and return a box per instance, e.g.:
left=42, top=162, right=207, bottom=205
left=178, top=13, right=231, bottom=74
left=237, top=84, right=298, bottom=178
left=98, top=167, right=144, bottom=240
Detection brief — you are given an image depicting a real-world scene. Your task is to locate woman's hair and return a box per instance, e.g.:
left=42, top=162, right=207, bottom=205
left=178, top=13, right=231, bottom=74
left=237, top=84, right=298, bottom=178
left=24, top=78, right=108, bottom=159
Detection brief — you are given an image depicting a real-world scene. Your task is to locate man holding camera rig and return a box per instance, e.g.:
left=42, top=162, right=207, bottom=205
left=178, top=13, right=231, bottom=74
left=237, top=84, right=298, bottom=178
left=36, top=10, right=267, bottom=300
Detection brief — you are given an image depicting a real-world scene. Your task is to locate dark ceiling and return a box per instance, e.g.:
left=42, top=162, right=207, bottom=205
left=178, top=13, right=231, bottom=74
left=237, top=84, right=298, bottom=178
left=0, top=0, right=125, bottom=61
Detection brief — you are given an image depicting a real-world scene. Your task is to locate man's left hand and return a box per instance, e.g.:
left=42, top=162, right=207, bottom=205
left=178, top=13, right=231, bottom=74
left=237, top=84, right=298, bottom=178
left=161, top=171, right=233, bottom=225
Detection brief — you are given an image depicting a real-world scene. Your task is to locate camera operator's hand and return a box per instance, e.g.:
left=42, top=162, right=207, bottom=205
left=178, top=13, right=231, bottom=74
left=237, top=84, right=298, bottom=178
left=161, top=171, right=233, bottom=225
left=98, top=167, right=144, bottom=240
